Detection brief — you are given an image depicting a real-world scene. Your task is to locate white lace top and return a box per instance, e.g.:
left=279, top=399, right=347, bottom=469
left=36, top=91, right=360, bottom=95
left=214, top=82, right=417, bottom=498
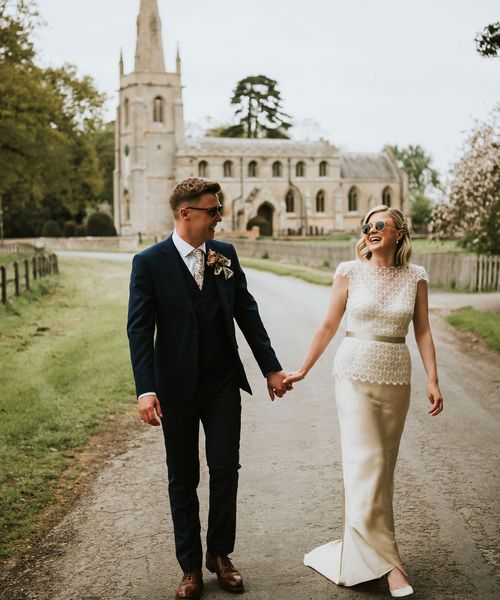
left=333, top=260, right=428, bottom=385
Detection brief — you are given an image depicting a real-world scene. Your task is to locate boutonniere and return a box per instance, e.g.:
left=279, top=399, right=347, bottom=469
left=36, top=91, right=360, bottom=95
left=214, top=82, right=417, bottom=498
left=207, top=249, right=234, bottom=280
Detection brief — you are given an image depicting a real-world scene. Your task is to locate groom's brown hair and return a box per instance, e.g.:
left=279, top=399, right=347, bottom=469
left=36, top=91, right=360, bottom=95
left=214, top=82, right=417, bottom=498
left=169, top=177, right=221, bottom=213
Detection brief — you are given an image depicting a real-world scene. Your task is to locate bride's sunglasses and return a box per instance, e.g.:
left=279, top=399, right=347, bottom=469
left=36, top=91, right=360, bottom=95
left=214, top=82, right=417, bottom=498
left=361, top=220, right=398, bottom=235
left=186, top=205, right=223, bottom=218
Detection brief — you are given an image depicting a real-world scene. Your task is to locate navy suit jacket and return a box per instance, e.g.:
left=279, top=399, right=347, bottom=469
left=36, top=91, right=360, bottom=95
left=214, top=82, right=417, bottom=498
left=127, top=235, right=282, bottom=407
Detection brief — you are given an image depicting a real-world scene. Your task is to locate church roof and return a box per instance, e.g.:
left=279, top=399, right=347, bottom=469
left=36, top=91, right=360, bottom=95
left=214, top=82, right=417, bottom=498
left=340, top=153, right=399, bottom=180
left=180, top=136, right=337, bottom=158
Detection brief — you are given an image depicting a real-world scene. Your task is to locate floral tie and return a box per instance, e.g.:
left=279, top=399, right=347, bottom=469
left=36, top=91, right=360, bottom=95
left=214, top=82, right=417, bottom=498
left=192, top=248, right=205, bottom=289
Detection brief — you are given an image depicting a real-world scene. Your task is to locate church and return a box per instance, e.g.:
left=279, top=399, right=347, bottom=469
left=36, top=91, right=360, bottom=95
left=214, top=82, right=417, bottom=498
left=113, top=0, right=409, bottom=237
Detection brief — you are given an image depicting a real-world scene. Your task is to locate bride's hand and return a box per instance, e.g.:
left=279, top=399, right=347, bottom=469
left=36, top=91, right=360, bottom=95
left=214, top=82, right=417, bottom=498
left=427, top=381, right=443, bottom=416
left=282, top=370, right=306, bottom=386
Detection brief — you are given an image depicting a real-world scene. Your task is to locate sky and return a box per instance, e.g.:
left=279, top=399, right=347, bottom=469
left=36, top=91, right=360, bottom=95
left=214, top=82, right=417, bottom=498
left=34, top=0, right=499, bottom=177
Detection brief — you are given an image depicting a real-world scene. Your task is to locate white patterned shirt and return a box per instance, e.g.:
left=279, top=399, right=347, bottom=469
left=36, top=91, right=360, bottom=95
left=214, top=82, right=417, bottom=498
left=333, top=260, right=428, bottom=385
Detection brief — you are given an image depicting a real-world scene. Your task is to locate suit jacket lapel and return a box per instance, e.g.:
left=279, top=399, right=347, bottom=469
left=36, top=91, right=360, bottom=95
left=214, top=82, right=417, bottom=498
left=206, top=241, right=230, bottom=319
left=160, top=236, right=196, bottom=320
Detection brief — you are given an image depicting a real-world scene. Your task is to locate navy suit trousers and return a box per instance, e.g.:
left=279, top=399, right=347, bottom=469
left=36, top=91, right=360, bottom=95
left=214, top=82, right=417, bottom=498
left=161, top=366, right=241, bottom=572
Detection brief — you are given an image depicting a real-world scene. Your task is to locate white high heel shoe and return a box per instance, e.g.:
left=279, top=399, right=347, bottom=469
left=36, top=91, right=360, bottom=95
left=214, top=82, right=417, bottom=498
left=390, top=585, right=414, bottom=597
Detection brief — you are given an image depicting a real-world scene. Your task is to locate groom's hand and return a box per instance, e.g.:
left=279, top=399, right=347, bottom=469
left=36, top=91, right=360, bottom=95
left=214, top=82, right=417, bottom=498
left=138, top=394, right=163, bottom=426
left=266, top=371, right=292, bottom=401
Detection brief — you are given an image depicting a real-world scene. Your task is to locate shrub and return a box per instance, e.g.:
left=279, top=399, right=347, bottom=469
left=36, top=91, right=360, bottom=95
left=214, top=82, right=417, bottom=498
left=63, top=221, right=77, bottom=237
left=75, top=224, right=87, bottom=237
left=86, top=212, right=117, bottom=237
left=42, top=220, right=62, bottom=237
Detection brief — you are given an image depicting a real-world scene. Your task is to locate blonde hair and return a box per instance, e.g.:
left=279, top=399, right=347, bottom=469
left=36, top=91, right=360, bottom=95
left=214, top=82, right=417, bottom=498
left=356, top=204, right=412, bottom=266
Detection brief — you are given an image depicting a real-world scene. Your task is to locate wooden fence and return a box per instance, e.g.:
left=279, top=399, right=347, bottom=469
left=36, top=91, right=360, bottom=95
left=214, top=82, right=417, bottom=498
left=475, top=254, right=500, bottom=292
left=0, top=254, right=59, bottom=304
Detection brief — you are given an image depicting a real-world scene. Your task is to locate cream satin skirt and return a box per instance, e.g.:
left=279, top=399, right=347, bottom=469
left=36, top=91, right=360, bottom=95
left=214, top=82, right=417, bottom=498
left=304, top=376, right=410, bottom=587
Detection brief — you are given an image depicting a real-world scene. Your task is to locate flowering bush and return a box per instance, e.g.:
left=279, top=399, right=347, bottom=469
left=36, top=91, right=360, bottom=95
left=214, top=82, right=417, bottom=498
left=432, top=105, right=500, bottom=254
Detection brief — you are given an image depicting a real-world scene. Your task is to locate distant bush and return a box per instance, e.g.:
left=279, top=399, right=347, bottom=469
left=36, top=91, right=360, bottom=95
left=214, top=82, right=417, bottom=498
left=75, top=224, right=87, bottom=237
left=42, top=220, right=62, bottom=237
left=86, top=212, right=117, bottom=237
left=63, top=221, right=77, bottom=237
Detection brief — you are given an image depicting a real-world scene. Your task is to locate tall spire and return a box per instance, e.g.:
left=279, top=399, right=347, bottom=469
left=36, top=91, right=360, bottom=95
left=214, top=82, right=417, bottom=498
left=134, top=0, right=166, bottom=73
left=176, top=43, right=181, bottom=74
left=119, top=48, right=124, bottom=76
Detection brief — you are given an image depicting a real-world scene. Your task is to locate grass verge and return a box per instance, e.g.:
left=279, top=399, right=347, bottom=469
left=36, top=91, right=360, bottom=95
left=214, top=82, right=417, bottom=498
left=0, top=253, right=27, bottom=266
left=0, top=257, right=135, bottom=559
left=446, top=306, right=500, bottom=353
left=240, top=257, right=332, bottom=286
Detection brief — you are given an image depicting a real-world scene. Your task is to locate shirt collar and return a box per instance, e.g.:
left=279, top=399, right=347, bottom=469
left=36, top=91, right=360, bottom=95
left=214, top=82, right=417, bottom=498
left=172, top=229, right=206, bottom=258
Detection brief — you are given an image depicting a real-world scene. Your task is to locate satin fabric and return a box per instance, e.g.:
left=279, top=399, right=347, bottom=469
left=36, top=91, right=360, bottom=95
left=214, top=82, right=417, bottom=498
left=304, top=376, right=410, bottom=587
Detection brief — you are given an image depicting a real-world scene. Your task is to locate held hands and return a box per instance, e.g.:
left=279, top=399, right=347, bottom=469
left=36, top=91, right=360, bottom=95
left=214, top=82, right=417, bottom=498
left=282, top=370, right=306, bottom=387
left=138, top=394, right=163, bottom=425
left=427, top=381, right=444, bottom=416
left=266, top=370, right=294, bottom=400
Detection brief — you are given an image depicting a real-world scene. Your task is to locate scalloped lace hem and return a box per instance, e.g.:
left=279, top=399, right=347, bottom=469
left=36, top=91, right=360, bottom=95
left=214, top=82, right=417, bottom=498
left=333, top=372, right=410, bottom=386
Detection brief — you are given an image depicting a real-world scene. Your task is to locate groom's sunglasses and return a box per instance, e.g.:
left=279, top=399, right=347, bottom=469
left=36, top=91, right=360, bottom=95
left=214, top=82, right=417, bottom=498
left=186, top=205, right=223, bottom=218
left=361, top=220, right=398, bottom=235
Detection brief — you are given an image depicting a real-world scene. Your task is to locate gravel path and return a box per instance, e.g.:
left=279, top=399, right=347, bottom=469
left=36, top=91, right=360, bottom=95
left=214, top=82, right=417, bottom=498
left=3, top=256, right=499, bottom=600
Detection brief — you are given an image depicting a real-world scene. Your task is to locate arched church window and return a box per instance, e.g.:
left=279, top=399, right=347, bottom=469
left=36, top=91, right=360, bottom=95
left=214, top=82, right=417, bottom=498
left=223, top=161, right=233, bottom=178
left=319, top=161, right=328, bottom=177
left=382, top=186, right=392, bottom=207
left=316, top=190, right=325, bottom=212
left=296, top=161, right=306, bottom=177
left=348, top=187, right=359, bottom=212
left=153, top=96, right=164, bottom=123
left=248, top=161, right=258, bottom=178
left=272, top=161, right=283, bottom=177
left=198, top=161, right=208, bottom=177
left=124, top=98, right=130, bottom=127
left=285, top=190, right=295, bottom=213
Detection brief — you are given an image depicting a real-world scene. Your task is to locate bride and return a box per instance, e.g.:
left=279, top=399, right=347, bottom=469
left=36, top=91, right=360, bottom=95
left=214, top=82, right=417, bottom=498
left=284, top=205, right=443, bottom=597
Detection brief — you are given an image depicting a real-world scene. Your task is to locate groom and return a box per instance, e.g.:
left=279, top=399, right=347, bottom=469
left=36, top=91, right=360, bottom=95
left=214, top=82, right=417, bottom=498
left=127, top=177, right=289, bottom=599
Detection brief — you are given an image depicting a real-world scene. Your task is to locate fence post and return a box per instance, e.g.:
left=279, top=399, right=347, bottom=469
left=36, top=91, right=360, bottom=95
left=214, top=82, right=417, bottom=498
left=37, top=256, right=42, bottom=278
left=32, top=256, right=37, bottom=280
left=1, top=265, right=6, bottom=304
left=13, top=262, right=20, bottom=296
left=24, top=259, right=30, bottom=291
left=51, top=254, right=59, bottom=274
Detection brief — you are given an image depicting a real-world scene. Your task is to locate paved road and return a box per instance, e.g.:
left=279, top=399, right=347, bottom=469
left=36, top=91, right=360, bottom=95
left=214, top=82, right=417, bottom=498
left=4, top=255, right=500, bottom=600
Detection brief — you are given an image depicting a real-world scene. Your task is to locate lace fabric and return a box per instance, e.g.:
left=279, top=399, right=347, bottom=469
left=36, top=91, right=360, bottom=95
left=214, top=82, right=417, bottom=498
left=333, top=260, right=428, bottom=385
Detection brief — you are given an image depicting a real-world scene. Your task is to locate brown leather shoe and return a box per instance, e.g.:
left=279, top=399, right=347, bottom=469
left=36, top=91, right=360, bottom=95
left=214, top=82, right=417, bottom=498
left=205, top=553, right=244, bottom=593
left=175, top=570, right=203, bottom=599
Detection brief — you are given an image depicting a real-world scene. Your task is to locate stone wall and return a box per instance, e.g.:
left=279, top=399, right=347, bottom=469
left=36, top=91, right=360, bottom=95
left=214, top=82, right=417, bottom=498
left=4, top=236, right=139, bottom=252
left=222, top=238, right=483, bottom=291
left=227, top=238, right=357, bottom=268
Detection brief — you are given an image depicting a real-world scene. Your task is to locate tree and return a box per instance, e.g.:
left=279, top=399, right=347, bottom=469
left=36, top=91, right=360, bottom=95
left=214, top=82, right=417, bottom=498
left=92, top=121, right=115, bottom=206
left=475, top=22, right=500, bottom=58
left=385, top=144, right=440, bottom=194
left=0, top=0, right=106, bottom=237
left=219, top=75, right=292, bottom=139
left=410, top=192, right=433, bottom=231
left=385, top=144, right=441, bottom=230
left=432, top=105, right=500, bottom=254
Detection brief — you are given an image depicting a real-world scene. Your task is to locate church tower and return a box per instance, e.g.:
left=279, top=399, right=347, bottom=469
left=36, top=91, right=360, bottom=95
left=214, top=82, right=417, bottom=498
left=114, top=0, right=185, bottom=235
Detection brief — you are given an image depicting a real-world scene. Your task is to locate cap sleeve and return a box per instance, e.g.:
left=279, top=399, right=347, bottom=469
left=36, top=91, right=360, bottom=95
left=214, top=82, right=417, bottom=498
left=413, top=264, right=429, bottom=283
left=333, top=261, right=354, bottom=281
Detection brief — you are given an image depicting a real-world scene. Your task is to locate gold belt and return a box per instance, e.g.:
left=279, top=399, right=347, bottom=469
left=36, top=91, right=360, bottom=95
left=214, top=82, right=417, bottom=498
left=345, top=331, right=405, bottom=344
